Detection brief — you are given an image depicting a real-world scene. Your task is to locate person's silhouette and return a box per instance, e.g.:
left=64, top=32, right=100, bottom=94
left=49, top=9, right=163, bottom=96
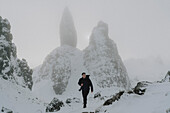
left=78, top=72, right=93, bottom=108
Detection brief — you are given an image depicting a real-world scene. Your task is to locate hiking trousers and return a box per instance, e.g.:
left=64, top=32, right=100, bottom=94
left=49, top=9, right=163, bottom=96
left=82, top=90, right=89, bottom=106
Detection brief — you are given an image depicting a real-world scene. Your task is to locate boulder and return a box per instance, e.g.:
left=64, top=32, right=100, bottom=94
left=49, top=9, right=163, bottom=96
left=134, top=81, right=151, bottom=95
left=162, top=71, right=170, bottom=82
left=94, top=92, right=101, bottom=99
left=66, top=97, right=80, bottom=104
left=1, top=107, right=13, bottom=113
left=103, top=91, right=124, bottom=106
left=46, top=98, right=64, bottom=112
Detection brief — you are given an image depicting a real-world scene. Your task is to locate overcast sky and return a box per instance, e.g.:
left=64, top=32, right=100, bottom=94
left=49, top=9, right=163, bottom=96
left=0, top=0, right=170, bottom=69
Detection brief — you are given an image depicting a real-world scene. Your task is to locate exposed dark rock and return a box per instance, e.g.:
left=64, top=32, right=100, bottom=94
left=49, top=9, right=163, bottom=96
left=134, top=81, right=151, bottom=95
left=46, top=98, right=64, bottom=112
left=82, top=112, right=94, bottom=113
left=66, top=98, right=72, bottom=104
left=0, top=16, right=33, bottom=90
left=94, top=92, right=101, bottom=98
left=66, top=97, right=80, bottom=105
left=162, top=71, right=170, bottom=82
left=1, top=107, right=13, bottom=113
left=95, top=107, right=107, bottom=113
left=166, top=107, right=170, bottom=113
left=103, top=91, right=124, bottom=106
left=127, top=90, right=133, bottom=94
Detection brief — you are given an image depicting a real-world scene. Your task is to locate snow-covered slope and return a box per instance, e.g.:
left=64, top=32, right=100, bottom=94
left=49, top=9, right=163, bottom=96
left=0, top=78, right=45, bottom=113
left=83, top=21, right=131, bottom=90
left=1, top=71, right=170, bottom=113
left=96, top=82, right=170, bottom=113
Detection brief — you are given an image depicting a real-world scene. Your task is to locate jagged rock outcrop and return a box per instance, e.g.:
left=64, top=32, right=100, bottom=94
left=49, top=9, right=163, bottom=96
left=162, top=71, right=170, bottom=82
left=94, top=92, right=101, bottom=99
left=103, top=91, right=124, bottom=106
left=83, top=21, right=131, bottom=90
left=0, top=16, right=33, bottom=90
left=166, top=108, right=170, bottom=113
left=46, top=98, right=64, bottom=112
left=60, top=7, right=77, bottom=47
left=1, top=107, right=13, bottom=113
left=133, top=81, right=151, bottom=95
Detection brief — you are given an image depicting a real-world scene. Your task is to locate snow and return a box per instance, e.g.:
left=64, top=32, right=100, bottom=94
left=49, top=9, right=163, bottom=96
left=2, top=27, right=10, bottom=33
left=1, top=74, right=170, bottom=113
left=0, top=78, right=45, bottom=113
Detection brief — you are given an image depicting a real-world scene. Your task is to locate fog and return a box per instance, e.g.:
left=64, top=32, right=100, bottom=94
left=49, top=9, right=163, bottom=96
left=0, top=0, right=170, bottom=80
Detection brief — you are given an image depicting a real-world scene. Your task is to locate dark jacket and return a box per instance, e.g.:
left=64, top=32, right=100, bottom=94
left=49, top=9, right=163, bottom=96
left=78, top=75, right=93, bottom=92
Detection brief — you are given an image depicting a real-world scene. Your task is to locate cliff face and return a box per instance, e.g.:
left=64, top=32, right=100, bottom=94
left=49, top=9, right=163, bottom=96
left=0, top=16, right=33, bottom=90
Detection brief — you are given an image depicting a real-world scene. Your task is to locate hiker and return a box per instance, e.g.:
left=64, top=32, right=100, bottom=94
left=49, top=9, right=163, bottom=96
left=78, top=72, right=93, bottom=108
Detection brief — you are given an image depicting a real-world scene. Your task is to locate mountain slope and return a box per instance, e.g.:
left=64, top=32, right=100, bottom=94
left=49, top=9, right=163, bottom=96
left=0, top=77, right=44, bottom=113
left=96, top=82, right=170, bottom=113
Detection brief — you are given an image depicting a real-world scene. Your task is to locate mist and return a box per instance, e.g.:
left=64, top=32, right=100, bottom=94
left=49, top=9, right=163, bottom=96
left=0, top=0, right=170, bottom=81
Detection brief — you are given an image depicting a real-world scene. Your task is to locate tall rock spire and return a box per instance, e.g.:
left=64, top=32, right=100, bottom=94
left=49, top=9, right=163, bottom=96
left=83, top=21, right=131, bottom=90
left=59, top=7, right=77, bottom=47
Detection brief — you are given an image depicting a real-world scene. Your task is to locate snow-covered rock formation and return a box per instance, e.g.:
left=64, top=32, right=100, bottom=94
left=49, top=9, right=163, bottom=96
left=83, top=21, right=131, bottom=90
left=60, top=7, right=77, bottom=47
left=0, top=16, right=33, bottom=90
left=33, top=9, right=131, bottom=97
left=34, top=46, right=86, bottom=95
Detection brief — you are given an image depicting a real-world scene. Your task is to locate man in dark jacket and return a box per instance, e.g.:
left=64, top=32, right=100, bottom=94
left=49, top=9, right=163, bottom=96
left=78, top=72, right=93, bottom=108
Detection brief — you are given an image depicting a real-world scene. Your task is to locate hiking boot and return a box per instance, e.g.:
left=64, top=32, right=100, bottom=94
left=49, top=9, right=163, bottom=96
left=83, top=104, right=86, bottom=108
